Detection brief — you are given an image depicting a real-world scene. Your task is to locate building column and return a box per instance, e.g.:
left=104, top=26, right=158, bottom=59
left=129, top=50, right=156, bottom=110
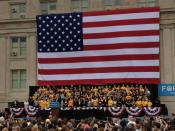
left=0, top=36, right=8, bottom=107
left=162, top=26, right=173, bottom=83
left=160, top=25, right=175, bottom=115
left=27, top=34, right=37, bottom=96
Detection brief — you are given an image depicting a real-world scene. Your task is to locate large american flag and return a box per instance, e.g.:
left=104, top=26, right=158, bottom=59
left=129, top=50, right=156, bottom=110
left=36, top=7, right=160, bottom=86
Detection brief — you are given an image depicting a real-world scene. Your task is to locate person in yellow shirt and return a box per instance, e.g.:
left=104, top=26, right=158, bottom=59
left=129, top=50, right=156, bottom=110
left=93, top=98, right=99, bottom=107
left=135, top=99, right=142, bottom=107
left=108, top=97, right=113, bottom=107
left=147, top=100, right=152, bottom=107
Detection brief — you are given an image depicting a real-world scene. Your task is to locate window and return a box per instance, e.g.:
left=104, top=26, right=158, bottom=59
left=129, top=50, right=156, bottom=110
left=138, top=0, right=157, bottom=7
left=11, top=70, right=26, bottom=89
left=10, top=37, right=27, bottom=57
left=72, top=0, right=89, bottom=12
left=104, top=0, right=123, bottom=8
left=10, top=3, right=26, bottom=18
left=40, top=1, right=56, bottom=14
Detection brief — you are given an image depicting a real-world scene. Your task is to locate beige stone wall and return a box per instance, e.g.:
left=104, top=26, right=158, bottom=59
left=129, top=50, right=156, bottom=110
left=0, top=0, right=175, bottom=114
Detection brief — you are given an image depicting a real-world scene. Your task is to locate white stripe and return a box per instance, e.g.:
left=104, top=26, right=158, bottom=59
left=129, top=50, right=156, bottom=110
left=84, top=36, right=159, bottom=45
left=38, top=48, right=159, bottom=58
left=38, top=60, right=159, bottom=69
left=83, top=24, right=159, bottom=34
left=38, top=72, right=160, bottom=80
left=83, top=12, right=159, bottom=22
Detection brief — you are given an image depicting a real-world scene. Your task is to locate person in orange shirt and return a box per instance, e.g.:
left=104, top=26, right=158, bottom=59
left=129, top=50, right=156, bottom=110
left=68, top=98, right=74, bottom=108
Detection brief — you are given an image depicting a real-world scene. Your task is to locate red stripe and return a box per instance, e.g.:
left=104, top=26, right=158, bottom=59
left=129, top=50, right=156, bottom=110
left=83, top=30, right=159, bottom=39
left=83, top=7, right=159, bottom=16
left=84, top=42, right=159, bottom=50
left=83, top=18, right=159, bottom=27
left=38, top=78, right=160, bottom=85
left=38, top=54, right=159, bottom=64
left=38, top=66, right=159, bottom=75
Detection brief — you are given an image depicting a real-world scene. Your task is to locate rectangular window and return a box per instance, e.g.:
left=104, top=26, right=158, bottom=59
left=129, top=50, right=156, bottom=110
left=72, top=0, right=89, bottom=12
left=11, top=70, right=26, bottom=89
left=104, top=0, right=123, bottom=8
left=10, top=37, right=27, bottom=57
left=138, top=0, right=157, bottom=7
left=40, top=1, right=56, bottom=14
left=10, top=3, right=26, bottom=18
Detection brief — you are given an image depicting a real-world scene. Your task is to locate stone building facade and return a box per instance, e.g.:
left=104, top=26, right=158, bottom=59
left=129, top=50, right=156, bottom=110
left=0, top=0, right=175, bottom=114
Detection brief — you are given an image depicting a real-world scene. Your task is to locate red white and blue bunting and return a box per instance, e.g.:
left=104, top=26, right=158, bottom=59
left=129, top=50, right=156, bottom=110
left=24, top=106, right=38, bottom=116
left=144, top=107, right=161, bottom=116
left=108, top=106, right=125, bottom=116
left=126, top=107, right=142, bottom=116
left=10, top=107, right=24, bottom=116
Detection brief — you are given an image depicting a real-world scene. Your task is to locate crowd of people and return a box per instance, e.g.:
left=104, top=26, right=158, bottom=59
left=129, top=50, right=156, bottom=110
left=29, top=85, right=154, bottom=110
left=0, top=108, right=175, bottom=131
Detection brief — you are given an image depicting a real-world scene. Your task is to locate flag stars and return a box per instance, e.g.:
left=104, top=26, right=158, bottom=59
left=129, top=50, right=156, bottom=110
left=38, top=17, right=42, bottom=20
left=70, top=47, right=73, bottom=50
left=38, top=13, right=82, bottom=52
